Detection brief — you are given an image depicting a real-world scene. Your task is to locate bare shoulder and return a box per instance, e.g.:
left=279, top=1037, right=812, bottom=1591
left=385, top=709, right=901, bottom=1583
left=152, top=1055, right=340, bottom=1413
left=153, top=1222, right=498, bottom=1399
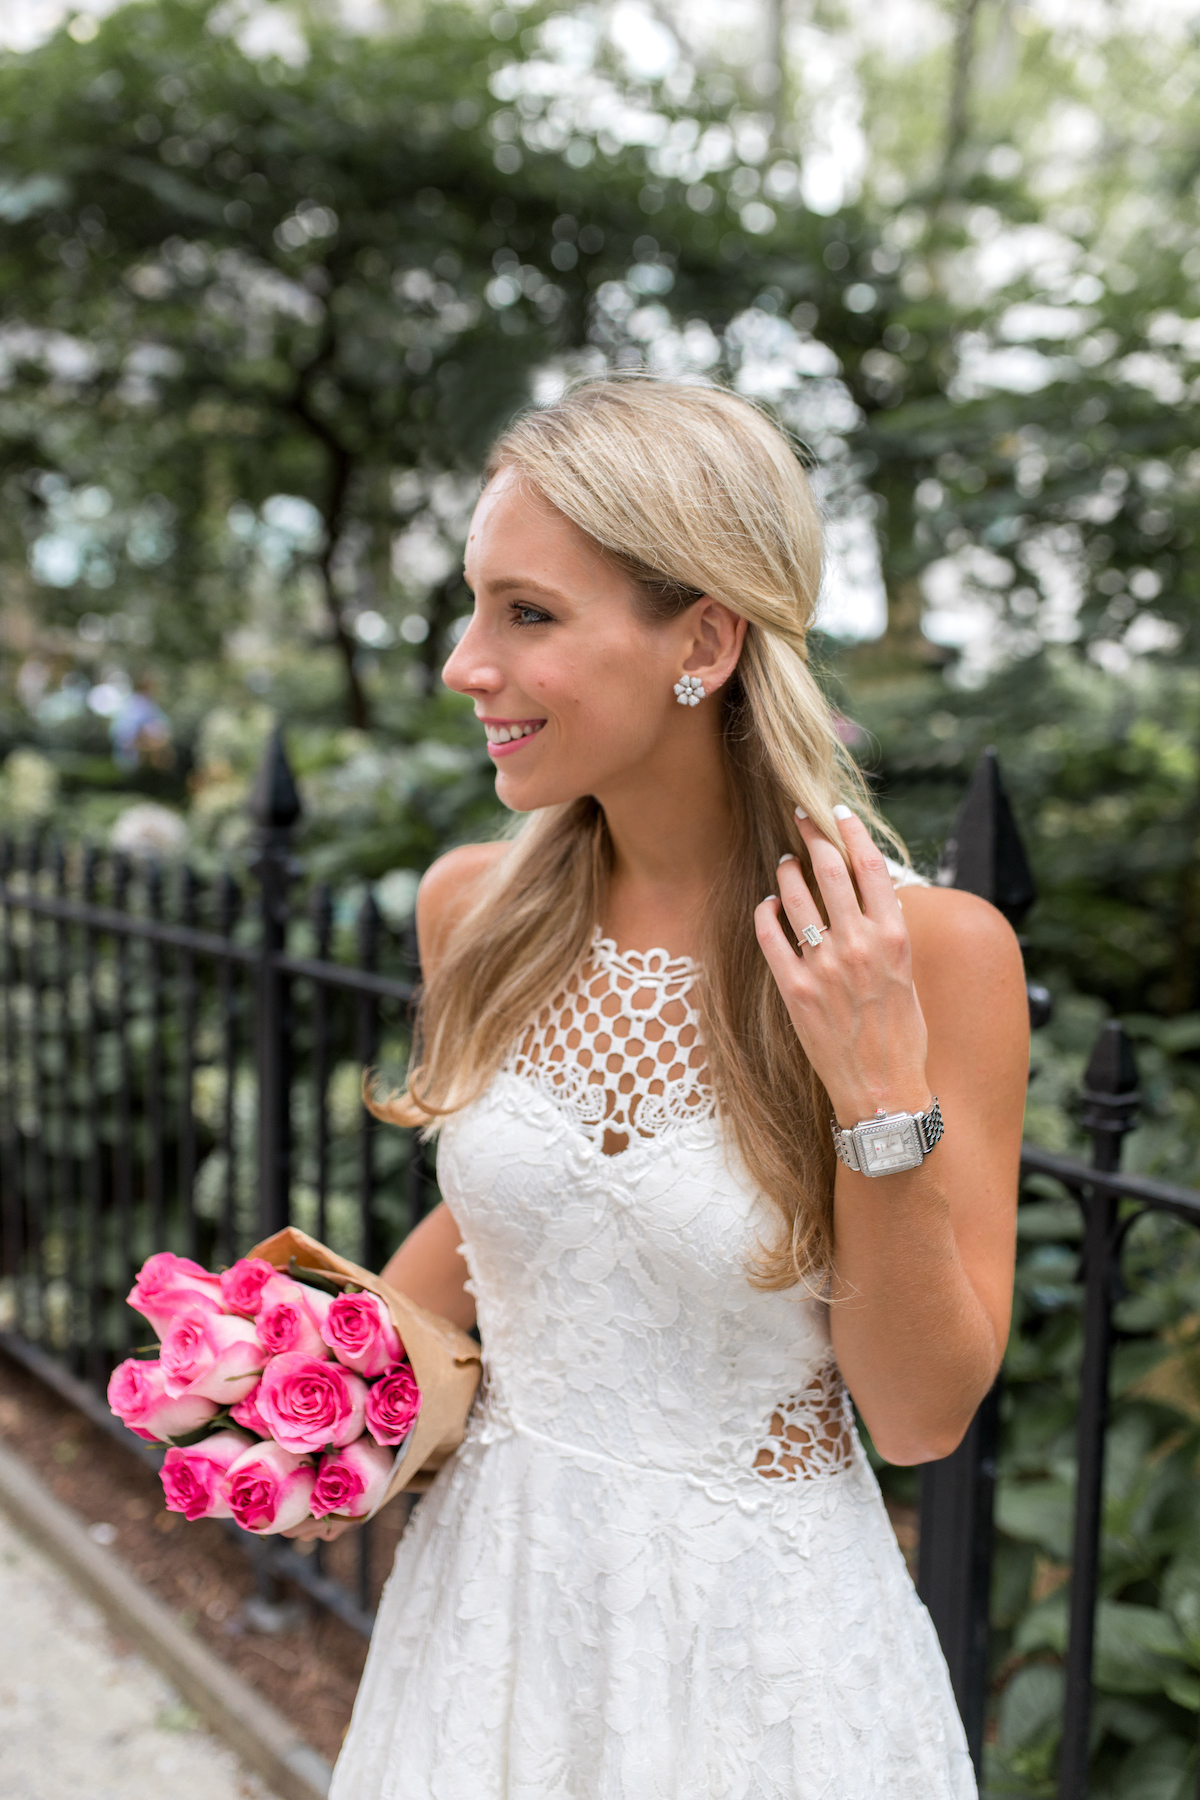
left=898, top=884, right=1026, bottom=1001
left=417, top=841, right=510, bottom=975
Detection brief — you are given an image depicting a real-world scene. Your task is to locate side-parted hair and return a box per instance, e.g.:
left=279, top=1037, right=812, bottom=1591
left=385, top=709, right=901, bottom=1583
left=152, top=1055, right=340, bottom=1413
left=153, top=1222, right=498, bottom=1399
left=373, top=376, right=908, bottom=1288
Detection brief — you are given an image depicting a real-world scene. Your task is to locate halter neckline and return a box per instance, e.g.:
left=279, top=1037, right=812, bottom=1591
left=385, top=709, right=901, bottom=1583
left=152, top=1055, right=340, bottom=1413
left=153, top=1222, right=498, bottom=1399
left=588, top=927, right=698, bottom=984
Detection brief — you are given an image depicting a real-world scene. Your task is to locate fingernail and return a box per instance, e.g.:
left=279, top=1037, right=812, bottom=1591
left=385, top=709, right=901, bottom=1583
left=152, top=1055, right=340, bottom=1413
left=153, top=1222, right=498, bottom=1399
left=763, top=894, right=777, bottom=903
left=778, top=853, right=796, bottom=865
left=832, top=804, right=854, bottom=820
left=794, top=806, right=808, bottom=821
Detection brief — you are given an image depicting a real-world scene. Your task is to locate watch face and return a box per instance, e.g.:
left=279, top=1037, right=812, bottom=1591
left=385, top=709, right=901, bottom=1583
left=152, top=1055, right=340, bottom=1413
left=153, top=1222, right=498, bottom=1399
left=855, top=1116, right=922, bottom=1175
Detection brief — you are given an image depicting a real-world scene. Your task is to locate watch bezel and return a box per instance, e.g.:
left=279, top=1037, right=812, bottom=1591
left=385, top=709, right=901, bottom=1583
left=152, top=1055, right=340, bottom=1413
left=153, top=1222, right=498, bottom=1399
left=850, top=1112, right=925, bottom=1177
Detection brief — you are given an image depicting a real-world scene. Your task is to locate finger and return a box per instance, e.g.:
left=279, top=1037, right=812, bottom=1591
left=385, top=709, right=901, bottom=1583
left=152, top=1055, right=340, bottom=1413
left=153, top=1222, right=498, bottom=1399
left=830, top=806, right=904, bottom=923
left=754, top=894, right=807, bottom=993
left=793, top=810, right=862, bottom=926
left=775, top=853, right=825, bottom=943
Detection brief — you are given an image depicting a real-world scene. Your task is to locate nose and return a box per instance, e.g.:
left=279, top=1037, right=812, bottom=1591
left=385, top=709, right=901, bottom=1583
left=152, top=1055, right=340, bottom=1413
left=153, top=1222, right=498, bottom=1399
left=441, top=613, right=500, bottom=697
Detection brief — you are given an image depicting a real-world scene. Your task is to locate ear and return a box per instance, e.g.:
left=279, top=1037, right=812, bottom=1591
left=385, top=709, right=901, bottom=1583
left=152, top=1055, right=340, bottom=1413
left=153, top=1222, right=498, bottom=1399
left=681, top=599, right=747, bottom=693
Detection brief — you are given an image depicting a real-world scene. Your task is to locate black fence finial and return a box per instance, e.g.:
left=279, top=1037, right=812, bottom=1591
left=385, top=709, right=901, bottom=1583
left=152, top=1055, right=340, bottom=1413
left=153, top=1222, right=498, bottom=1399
left=940, top=746, right=1037, bottom=928
left=249, top=726, right=302, bottom=832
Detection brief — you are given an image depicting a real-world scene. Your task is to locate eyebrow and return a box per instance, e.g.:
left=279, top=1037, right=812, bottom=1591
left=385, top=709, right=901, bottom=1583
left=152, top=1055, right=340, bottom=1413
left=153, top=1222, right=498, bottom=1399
left=476, top=576, right=571, bottom=603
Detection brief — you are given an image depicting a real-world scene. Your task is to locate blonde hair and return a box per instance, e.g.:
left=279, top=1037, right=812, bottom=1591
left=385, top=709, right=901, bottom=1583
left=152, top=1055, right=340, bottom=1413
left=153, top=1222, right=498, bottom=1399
left=375, top=377, right=907, bottom=1287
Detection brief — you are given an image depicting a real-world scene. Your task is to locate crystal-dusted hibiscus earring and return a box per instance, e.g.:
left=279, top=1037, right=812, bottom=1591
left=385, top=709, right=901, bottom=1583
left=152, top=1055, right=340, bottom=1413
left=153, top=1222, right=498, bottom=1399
left=674, top=674, right=705, bottom=707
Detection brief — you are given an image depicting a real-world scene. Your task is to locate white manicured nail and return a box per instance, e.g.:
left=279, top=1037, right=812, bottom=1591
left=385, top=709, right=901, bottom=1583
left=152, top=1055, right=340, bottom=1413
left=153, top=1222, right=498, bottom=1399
left=794, top=806, right=808, bottom=821
left=778, top=853, right=796, bottom=865
left=832, top=805, right=854, bottom=820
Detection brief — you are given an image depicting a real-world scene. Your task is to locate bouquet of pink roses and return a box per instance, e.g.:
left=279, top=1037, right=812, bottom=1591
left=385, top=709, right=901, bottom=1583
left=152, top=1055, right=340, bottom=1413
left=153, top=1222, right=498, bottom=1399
left=107, top=1227, right=482, bottom=1536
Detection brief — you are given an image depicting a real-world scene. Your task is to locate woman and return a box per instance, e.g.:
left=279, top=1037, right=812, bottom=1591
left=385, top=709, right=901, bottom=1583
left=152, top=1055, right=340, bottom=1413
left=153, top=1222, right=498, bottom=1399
left=317, top=378, right=1028, bottom=1799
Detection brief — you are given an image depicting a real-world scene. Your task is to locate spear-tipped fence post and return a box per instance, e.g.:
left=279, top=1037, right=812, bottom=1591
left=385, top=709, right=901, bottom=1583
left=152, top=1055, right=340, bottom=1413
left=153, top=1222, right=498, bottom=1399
left=1058, top=1021, right=1139, bottom=1798
left=918, top=745, right=1040, bottom=1772
left=250, top=729, right=302, bottom=1243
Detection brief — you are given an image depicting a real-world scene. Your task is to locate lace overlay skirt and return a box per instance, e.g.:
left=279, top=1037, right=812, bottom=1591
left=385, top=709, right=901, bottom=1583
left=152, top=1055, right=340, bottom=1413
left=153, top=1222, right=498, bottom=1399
left=329, top=1404, right=976, bottom=1800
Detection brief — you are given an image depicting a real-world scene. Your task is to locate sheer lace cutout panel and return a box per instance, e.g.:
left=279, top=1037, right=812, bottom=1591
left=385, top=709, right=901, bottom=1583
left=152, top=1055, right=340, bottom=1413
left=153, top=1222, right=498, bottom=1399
left=507, top=930, right=715, bottom=1154
left=753, top=1351, right=855, bottom=1482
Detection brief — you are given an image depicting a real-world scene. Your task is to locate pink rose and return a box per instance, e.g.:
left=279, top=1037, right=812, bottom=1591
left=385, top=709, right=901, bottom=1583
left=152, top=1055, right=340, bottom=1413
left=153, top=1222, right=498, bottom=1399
left=160, top=1311, right=266, bottom=1404
left=363, top=1362, right=422, bottom=1446
left=255, top=1352, right=367, bottom=1455
left=229, top=1389, right=272, bottom=1438
left=311, top=1438, right=395, bottom=1520
left=127, top=1252, right=224, bottom=1338
left=226, top=1441, right=316, bottom=1535
left=160, top=1430, right=252, bottom=1521
left=321, top=1291, right=403, bottom=1378
left=219, top=1258, right=296, bottom=1318
left=258, top=1285, right=333, bottom=1360
left=107, top=1357, right=219, bottom=1444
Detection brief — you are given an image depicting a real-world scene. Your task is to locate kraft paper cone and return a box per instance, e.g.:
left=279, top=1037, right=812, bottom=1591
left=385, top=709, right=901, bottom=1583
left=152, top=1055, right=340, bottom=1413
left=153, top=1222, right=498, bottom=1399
left=247, top=1226, right=482, bottom=1509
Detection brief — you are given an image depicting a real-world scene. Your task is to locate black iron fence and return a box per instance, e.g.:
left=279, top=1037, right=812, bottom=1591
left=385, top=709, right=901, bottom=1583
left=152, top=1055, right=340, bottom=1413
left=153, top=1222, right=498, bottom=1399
left=917, top=751, right=1200, bottom=1797
left=2, top=733, right=1199, bottom=1795
left=0, top=729, right=434, bottom=1631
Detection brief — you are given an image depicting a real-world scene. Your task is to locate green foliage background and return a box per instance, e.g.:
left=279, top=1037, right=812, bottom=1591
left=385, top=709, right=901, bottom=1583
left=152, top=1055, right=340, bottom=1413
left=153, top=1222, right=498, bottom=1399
left=4, top=0, right=1200, bottom=1790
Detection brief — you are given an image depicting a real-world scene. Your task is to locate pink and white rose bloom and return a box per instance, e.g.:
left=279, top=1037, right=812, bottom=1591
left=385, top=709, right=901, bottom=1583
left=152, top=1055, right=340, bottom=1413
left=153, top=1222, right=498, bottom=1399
left=127, top=1252, right=224, bottom=1338
left=363, top=1362, right=422, bottom=1446
left=160, top=1311, right=266, bottom=1404
left=226, top=1441, right=316, bottom=1535
left=229, top=1388, right=273, bottom=1438
left=321, top=1291, right=403, bottom=1378
left=257, top=1284, right=333, bottom=1360
left=310, top=1438, right=395, bottom=1521
left=255, top=1352, right=367, bottom=1455
left=107, top=1357, right=219, bottom=1444
left=219, top=1258, right=296, bottom=1319
left=160, top=1430, right=252, bottom=1521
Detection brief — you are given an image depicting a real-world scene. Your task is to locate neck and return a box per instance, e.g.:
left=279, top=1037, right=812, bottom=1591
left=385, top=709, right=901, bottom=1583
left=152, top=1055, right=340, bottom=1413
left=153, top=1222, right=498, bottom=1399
left=594, top=718, right=735, bottom=958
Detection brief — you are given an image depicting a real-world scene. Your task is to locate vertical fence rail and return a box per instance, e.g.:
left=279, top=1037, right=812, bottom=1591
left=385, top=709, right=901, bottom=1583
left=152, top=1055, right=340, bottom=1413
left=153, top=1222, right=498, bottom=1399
left=918, top=747, right=1041, bottom=1770
left=177, top=866, right=199, bottom=1261
left=1057, top=1025, right=1141, bottom=1798
left=253, top=731, right=300, bottom=1243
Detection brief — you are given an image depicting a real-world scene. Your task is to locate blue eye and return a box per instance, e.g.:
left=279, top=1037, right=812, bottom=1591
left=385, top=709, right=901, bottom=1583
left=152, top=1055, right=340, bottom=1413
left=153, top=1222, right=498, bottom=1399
left=511, top=603, right=553, bottom=627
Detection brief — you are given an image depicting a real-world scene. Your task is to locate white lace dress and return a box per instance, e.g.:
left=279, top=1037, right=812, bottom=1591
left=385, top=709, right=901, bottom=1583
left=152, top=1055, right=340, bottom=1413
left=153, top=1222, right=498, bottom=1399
left=330, top=931, right=975, bottom=1800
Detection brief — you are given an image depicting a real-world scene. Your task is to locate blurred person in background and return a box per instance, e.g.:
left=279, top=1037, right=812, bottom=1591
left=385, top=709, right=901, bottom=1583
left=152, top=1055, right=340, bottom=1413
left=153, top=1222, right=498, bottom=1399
left=110, top=676, right=172, bottom=773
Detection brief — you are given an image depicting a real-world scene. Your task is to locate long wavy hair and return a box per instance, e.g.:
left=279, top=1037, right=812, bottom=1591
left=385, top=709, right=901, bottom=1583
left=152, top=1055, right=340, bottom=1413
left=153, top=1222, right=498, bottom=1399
left=373, top=377, right=907, bottom=1288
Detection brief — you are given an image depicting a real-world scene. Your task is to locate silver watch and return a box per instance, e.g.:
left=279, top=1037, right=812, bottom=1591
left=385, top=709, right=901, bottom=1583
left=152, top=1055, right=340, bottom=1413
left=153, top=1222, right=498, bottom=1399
left=831, top=1098, right=944, bottom=1178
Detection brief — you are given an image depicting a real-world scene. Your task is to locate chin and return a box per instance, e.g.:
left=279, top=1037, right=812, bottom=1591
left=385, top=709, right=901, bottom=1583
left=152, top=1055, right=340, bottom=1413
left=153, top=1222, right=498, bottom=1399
left=494, top=769, right=584, bottom=811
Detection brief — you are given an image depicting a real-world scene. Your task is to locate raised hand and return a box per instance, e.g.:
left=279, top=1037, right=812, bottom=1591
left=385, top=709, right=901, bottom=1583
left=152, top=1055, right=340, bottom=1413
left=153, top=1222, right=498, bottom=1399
left=753, top=804, right=932, bottom=1131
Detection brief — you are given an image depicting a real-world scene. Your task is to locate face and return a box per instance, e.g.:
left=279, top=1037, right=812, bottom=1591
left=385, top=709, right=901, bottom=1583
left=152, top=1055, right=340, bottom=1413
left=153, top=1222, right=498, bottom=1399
left=442, top=465, right=744, bottom=813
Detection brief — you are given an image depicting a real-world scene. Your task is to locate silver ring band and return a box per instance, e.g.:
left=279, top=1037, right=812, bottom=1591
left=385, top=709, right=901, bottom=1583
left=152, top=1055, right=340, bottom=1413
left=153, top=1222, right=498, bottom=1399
left=800, top=923, right=829, bottom=949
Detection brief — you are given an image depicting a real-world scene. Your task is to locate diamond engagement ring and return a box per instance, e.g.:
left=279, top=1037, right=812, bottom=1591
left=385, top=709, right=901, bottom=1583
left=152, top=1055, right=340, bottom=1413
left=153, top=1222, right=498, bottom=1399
left=800, top=923, right=829, bottom=949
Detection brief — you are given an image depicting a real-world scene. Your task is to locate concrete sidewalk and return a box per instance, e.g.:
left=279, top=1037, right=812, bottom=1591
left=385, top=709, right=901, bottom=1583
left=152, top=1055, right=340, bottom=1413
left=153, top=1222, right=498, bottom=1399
left=0, top=1506, right=269, bottom=1800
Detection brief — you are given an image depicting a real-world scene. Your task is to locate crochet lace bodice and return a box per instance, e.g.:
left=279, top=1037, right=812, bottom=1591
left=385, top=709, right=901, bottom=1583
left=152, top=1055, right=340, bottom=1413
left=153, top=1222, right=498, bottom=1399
left=441, top=928, right=855, bottom=1496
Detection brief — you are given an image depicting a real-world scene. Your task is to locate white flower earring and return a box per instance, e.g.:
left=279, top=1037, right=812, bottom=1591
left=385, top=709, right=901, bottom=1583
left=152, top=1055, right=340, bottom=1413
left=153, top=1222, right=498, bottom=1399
left=674, top=674, right=705, bottom=707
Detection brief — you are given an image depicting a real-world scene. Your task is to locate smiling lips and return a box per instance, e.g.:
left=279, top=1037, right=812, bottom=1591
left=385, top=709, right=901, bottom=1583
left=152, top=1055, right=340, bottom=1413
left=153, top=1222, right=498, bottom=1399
left=480, top=719, right=546, bottom=756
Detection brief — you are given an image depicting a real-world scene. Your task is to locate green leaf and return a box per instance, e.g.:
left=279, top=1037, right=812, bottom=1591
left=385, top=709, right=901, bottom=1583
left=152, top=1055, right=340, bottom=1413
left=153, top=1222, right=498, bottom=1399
left=997, top=1481, right=1076, bottom=1560
left=287, top=1257, right=343, bottom=1297
left=1095, top=1605, right=1190, bottom=1696
left=1014, top=1594, right=1068, bottom=1657
left=998, top=1663, right=1064, bottom=1753
left=1110, top=1732, right=1195, bottom=1800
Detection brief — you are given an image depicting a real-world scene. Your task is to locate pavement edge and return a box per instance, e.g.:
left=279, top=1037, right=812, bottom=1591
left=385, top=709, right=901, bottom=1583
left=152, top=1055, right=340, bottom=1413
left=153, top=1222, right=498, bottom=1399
left=0, top=1437, right=333, bottom=1800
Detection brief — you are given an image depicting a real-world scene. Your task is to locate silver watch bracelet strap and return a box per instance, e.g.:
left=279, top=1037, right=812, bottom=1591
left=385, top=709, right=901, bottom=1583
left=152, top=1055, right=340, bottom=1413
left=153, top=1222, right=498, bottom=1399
left=916, top=1095, right=945, bottom=1155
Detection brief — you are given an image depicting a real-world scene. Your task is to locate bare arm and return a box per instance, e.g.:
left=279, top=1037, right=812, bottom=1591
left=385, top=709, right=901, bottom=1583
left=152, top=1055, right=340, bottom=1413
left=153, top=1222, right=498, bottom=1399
left=826, top=886, right=1026, bottom=1463
left=284, top=840, right=504, bottom=1541
left=754, top=814, right=1027, bottom=1467
left=380, top=1201, right=476, bottom=1331
left=375, top=839, right=509, bottom=1327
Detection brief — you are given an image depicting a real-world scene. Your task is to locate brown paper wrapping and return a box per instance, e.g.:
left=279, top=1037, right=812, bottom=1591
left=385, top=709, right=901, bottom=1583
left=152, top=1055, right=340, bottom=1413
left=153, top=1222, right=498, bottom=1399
left=247, top=1226, right=482, bottom=1509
